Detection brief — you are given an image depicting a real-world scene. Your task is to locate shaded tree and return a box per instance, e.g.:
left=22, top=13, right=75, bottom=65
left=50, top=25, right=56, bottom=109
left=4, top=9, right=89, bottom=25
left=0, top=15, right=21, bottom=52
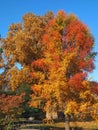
left=0, top=93, right=24, bottom=129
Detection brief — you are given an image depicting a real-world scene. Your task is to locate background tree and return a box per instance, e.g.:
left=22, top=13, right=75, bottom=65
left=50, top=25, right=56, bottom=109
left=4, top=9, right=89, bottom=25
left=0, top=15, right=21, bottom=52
left=0, top=11, right=54, bottom=127
left=0, top=93, right=24, bottom=130
left=2, top=12, right=54, bottom=91
left=0, top=40, right=5, bottom=90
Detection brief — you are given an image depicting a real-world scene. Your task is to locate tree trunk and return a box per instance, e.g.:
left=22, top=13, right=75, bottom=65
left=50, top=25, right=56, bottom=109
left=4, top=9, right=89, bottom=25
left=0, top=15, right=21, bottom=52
left=65, top=120, right=70, bottom=130
left=46, top=111, right=52, bottom=120
left=65, top=114, right=70, bottom=130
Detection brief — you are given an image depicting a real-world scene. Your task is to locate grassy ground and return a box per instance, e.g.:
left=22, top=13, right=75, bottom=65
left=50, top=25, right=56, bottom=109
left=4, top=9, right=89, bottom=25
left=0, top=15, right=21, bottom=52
left=70, top=121, right=98, bottom=129
left=54, top=121, right=98, bottom=129
left=20, top=121, right=98, bottom=130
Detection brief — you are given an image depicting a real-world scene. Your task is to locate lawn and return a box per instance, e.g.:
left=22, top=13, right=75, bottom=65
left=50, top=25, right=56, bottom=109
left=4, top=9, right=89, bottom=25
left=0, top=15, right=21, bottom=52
left=19, top=121, right=98, bottom=130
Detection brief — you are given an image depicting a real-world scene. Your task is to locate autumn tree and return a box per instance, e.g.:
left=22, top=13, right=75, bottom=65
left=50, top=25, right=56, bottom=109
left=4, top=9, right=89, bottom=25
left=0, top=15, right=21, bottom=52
left=0, top=93, right=24, bottom=129
left=0, top=12, right=54, bottom=128
left=0, top=40, right=5, bottom=90
left=29, top=11, right=98, bottom=130
left=2, top=12, right=54, bottom=91
left=90, top=81, right=98, bottom=95
left=1, top=10, right=98, bottom=130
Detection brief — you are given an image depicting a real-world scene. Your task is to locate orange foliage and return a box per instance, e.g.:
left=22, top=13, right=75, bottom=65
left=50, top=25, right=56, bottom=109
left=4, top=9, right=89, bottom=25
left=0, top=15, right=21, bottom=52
left=32, top=59, right=46, bottom=70
left=68, top=72, right=87, bottom=90
left=31, top=85, right=42, bottom=95
left=90, top=81, right=98, bottom=95
left=0, top=93, right=24, bottom=114
left=29, top=11, right=97, bottom=119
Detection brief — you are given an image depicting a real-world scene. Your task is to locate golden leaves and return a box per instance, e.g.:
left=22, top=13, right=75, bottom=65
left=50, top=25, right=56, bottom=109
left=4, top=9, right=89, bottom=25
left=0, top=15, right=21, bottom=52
left=65, top=101, right=78, bottom=115
left=6, top=66, right=30, bottom=91
left=2, top=10, right=97, bottom=120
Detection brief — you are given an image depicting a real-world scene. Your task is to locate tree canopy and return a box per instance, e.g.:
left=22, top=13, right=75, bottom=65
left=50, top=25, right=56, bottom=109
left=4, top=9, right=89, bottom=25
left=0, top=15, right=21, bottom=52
left=29, top=11, right=98, bottom=120
left=0, top=11, right=98, bottom=127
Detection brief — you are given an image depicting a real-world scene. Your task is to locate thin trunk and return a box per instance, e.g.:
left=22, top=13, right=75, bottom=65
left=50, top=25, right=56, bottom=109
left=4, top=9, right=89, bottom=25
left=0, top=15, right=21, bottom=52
left=65, top=120, right=70, bottom=130
left=65, top=114, right=70, bottom=130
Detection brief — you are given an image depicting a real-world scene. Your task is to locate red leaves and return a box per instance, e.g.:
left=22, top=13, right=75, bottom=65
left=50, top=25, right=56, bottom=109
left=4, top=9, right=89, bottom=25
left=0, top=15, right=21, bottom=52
left=68, top=72, right=87, bottom=90
left=29, top=11, right=97, bottom=116
left=93, top=86, right=98, bottom=95
left=32, top=59, right=45, bottom=70
left=65, top=20, right=86, bottom=42
left=0, top=93, right=24, bottom=114
left=79, top=59, right=94, bottom=72
left=65, top=19, right=94, bottom=53
left=90, top=81, right=98, bottom=95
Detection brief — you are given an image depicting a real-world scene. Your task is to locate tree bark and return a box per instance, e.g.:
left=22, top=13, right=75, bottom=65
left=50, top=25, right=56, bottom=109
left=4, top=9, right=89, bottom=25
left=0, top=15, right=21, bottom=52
left=65, top=120, right=70, bottom=130
left=65, top=114, right=70, bottom=130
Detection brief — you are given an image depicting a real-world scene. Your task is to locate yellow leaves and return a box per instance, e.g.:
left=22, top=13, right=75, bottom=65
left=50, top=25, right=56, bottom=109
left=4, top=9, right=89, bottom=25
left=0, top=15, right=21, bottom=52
left=29, top=11, right=96, bottom=120
left=65, top=101, right=78, bottom=115
left=8, top=23, right=22, bottom=32
left=31, top=85, right=42, bottom=96
left=6, top=66, right=30, bottom=91
left=30, top=84, right=43, bottom=108
left=31, top=71, right=45, bottom=83
left=82, top=80, right=90, bottom=88
left=91, top=103, right=98, bottom=120
left=58, top=50, right=77, bottom=74
left=56, top=10, right=66, bottom=31
left=29, top=95, right=41, bottom=108
left=80, top=82, right=97, bottom=103
left=79, top=102, right=90, bottom=112
left=4, top=13, right=46, bottom=66
left=80, top=91, right=91, bottom=100
left=23, top=13, right=45, bottom=41
left=30, top=42, right=78, bottom=114
left=0, top=75, right=4, bottom=90
left=29, top=101, right=38, bottom=108
left=23, top=13, right=35, bottom=31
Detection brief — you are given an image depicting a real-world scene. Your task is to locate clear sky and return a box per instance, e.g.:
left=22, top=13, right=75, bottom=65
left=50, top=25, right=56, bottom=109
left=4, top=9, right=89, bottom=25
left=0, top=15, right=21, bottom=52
left=0, top=0, right=98, bottom=81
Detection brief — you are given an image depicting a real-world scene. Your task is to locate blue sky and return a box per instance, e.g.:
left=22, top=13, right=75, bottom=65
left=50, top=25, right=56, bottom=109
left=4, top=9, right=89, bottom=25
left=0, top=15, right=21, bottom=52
left=0, top=0, right=98, bottom=81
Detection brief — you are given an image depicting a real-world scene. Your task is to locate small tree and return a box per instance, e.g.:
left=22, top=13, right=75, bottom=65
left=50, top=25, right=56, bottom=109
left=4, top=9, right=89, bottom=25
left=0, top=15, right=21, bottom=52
left=0, top=93, right=24, bottom=129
